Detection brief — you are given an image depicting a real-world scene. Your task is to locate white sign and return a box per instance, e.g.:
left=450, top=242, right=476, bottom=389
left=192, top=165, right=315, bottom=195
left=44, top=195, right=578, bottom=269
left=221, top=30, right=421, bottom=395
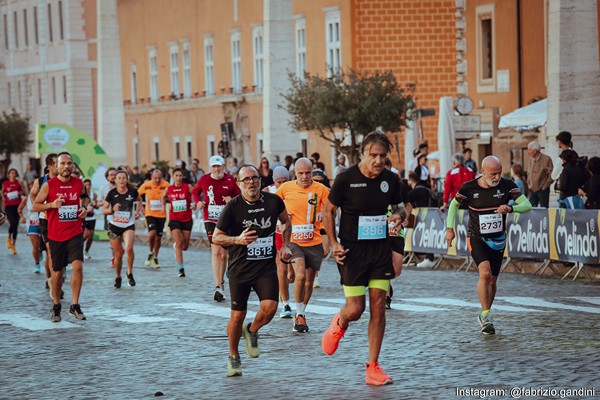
left=452, top=115, right=481, bottom=132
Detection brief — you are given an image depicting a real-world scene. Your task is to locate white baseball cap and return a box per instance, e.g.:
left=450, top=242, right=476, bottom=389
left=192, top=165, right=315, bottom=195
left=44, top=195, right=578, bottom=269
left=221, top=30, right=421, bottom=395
left=209, top=155, right=225, bottom=167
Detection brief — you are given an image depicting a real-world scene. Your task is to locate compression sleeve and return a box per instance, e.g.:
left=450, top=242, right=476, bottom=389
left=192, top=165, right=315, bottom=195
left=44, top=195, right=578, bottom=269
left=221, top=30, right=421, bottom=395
left=446, top=198, right=460, bottom=229
left=512, top=195, right=532, bottom=213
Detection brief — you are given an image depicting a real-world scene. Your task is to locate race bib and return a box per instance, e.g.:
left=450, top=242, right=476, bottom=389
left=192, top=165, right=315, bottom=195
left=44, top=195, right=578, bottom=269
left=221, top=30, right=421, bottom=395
left=113, top=211, right=131, bottom=224
left=29, top=213, right=40, bottom=226
left=149, top=199, right=162, bottom=211
left=7, top=191, right=19, bottom=200
left=479, top=213, right=503, bottom=234
left=358, top=215, right=387, bottom=240
left=58, top=205, right=78, bottom=222
left=247, top=236, right=274, bottom=260
left=388, top=221, right=402, bottom=237
left=172, top=199, right=187, bottom=212
left=292, top=224, right=314, bottom=243
left=208, top=204, right=225, bottom=220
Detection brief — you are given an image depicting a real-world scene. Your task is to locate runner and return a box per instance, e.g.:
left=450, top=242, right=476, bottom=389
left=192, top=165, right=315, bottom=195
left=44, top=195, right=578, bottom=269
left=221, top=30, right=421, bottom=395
left=192, top=155, right=240, bottom=302
left=446, top=156, right=532, bottom=335
left=32, top=152, right=88, bottom=322
left=212, top=164, right=292, bottom=377
left=97, top=167, right=117, bottom=267
left=103, top=170, right=142, bottom=289
left=162, top=168, right=195, bottom=277
left=310, top=168, right=330, bottom=289
left=138, top=169, right=169, bottom=268
left=17, top=194, right=42, bottom=273
left=276, top=158, right=328, bottom=333
left=2, top=168, right=25, bottom=255
left=30, top=154, right=59, bottom=293
left=82, top=179, right=99, bottom=259
left=262, top=165, right=293, bottom=318
left=321, top=131, right=406, bottom=386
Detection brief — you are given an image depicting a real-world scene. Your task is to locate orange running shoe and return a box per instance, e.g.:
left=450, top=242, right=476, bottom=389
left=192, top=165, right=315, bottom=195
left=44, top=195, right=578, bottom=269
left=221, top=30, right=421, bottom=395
left=322, top=312, right=346, bottom=355
left=365, top=362, right=393, bottom=386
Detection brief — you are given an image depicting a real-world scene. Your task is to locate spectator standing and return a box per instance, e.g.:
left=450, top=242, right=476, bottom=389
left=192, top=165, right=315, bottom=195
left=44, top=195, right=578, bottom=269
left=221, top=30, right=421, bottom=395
left=551, top=131, right=577, bottom=181
left=463, top=148, right=477, bottom=174
left=258, top=157, right=274, bottom=190
left=526, top=141, right=553, bottom=208
left=408, top=143, right=428, bottom=172
left=510, top=164, right=528, bottom=198
left=227, top=157, right=240, bottom=175
left=129, top=166, right=144, bottom=188
left=581, top=157, right=600, bottom=209
left=441, top=153, right=475, bottom=212
left=413, top=154, right=431, bottom=189
left=557, top=149, right=586, bottom=209
left=24, top=162, right=39, bottom=188
left=333, top=154, right=347, bottom=179
left=407, top=172, right=436, bottom=268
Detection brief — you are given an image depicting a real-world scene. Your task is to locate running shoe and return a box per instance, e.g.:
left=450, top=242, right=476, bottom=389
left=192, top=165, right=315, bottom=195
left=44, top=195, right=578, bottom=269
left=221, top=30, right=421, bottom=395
left=322, top=312, right=346, bottom=355
left=293, top=314, right=309, bottom=333
left=39, top=251, right=44, bottom=262
left=178, top=268, right=186, bottom=277
left=69, top=304, right=86, bottom=320
left=226, top=355, right=242, bottom=377
left=144, top=253, right=154, bottom=266
left=280, top=304, right=293, bottom=319
left=84, top=251, right=91, bottom=260
left=365, top=362, right=393, bottom=386
left=214, top=287, right=225, bottom=302
left=313, top=276, right=321, bottom=288
left=127, top=273, right=136, bottom=287
left=114, top=277, right=122, bottom=289
left=478, top=312, right=495, bottom=335
left=6, top=238, right=11, bottom=249
left=10, top=244, right=16, bottom=255
left=152, top=257, right=160, bottom=269
left=45, top=280, right=49, bottom=290
left=51, top=304, right=61, bottom=323
left=385, top=296, right=392, bottom=310
left=242, top=322, right=260, bottom=358
left=34, top=264, right=41, bottom=274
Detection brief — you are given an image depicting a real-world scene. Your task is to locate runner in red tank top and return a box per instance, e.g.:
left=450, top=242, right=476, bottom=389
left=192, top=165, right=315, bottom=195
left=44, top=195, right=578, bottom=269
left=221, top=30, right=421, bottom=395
left=32, top=152, right=88, bottom=323
left=163, top=168, right=196, bottom=277
left=1, top=168, right=25, bottom=254
left=191, top=155, right=240, bottom=302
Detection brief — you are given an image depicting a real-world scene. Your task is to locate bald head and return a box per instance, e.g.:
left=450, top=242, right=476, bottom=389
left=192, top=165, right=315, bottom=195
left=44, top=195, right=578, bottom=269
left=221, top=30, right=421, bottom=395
left=481, top=156, right=502, bottom=188
left=295, top=157, right=313, bottom=170
left=295, top=157, right=314, bottom=188
left=481, top=156, right=501, bottom=170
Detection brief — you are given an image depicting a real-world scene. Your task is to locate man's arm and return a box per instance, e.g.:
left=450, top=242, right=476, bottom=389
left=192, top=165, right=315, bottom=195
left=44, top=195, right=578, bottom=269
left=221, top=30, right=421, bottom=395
left=31, top=183, right=53, bottom=212
left=445, top=198, right=460, bottom=247
left=322, top=199, right=338, bottom=246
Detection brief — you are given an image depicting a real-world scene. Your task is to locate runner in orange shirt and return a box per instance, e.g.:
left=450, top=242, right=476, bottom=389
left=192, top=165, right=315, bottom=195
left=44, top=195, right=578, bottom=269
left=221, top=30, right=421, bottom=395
left=276, top=157, right=329, bottom=333
left=138, top=169, right=169, bottom=268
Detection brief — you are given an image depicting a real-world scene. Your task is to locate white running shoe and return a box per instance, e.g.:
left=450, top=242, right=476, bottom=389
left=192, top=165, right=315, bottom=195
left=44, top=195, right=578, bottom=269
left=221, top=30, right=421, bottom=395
left=416, top=259, right=436, bottom=268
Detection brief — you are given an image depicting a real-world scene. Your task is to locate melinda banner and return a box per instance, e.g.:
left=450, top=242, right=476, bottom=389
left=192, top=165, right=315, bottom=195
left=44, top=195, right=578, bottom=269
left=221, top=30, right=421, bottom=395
left=406, top=208, right=600, bottom=264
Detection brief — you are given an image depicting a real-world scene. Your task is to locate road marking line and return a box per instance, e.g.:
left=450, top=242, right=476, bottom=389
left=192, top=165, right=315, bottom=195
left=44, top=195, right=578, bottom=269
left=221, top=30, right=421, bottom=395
left=498, top=297, right=600, bottom=314
left=159, top=303, right=256, bottom=319
left=318, top=298, right=445, bottom=312
left=565, top=297, right=600, bottom=306
left=0, top=313, right=81, bottom=331
left=399, top=298, right=543, bottom=312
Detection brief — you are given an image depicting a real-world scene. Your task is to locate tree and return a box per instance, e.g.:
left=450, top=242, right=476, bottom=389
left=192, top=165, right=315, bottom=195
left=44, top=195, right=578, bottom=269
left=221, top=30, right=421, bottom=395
left=0, top=110, right=33, bottom=177
left=281, top=69, right=415, bottom=165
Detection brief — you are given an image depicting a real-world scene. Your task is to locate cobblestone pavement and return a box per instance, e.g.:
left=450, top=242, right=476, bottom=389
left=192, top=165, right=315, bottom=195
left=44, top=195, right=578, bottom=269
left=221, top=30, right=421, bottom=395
left=1, top=232, right=599, bottom=399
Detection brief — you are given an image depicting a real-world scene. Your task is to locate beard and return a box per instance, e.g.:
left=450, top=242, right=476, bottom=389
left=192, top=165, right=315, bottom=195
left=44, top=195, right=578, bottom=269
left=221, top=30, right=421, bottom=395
left=486, top=178, right=500, bottom=187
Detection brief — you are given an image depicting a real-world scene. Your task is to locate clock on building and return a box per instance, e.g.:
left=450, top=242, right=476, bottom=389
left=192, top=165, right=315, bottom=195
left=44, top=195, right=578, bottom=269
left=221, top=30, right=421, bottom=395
left=455, top=95, right=474, bottom=115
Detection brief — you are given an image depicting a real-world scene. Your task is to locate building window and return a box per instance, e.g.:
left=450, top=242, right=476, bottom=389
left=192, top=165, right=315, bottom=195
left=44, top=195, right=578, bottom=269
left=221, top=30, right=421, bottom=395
left=325, top=10, right=341, bottom=76
left=47, top=3, right=53, bottom=43
left=51, top=76, right=56, bottom=104
left=149, top=47, right=158, bottom=102
left=174, top=137, right=181, bottom=161
left=13, top=11, right=18, bottom=49
left=301, top=139, right=308, bottom=157
left=295, top=18, right=306, bottom=79
left=34, top=7, right=38, bottom=45
left=207, top=135, right=215, bottom=160
left=37, top=78, right=42, bottom=105
left=23, top=10, right=28, bottom=47
left=133, top=137, right=140, bottom=169
left=204, top=36, right=214, bottom=96
left=7, top=82, right=11, bottom=107
left=252, top=26, right=263, bottom=93
left=186, top=136, right=193, bottom=165
left=170, top=43, right=180, bottom=97
left=231, top=32, right=241, bottom=94
left=130, top=64, right=137, bottom=104
left=476, top=4, right=496, bottom=92
left=154, top=137, right=160, bottom=161
left=17, top=80, right=22, bottom=109
left=58, top=1, right=64, bottom=41
left=3, top=14, right=8, bottom=50
left=62, top=75, right=67, bottom=103
left=182, top=41, right=191, bottom=98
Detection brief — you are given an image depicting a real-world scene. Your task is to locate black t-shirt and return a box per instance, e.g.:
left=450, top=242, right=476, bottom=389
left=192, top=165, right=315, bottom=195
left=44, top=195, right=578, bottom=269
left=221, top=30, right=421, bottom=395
left=105, top=187, right=139, bottom=228
left=455, top=177, right=521, bottom=238
left=329, top=165, right=403, bottom=242
left=216, top=192, right=286, bottom=282
left=407, top=184, right=432, bottom=208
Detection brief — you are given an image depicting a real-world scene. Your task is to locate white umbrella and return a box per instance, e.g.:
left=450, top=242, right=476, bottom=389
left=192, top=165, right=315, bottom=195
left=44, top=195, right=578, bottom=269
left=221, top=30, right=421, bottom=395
left=499, top=99, right=547, bottom=131
left=437, top=97, right=456, bottom=176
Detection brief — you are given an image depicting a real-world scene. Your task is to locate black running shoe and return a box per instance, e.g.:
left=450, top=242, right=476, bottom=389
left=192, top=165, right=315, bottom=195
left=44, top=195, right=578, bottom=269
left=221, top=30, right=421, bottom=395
left=114, top=277, right=122, bottom=289
left=293, top=314, right=309, bottom=333
left=178, top=268, right=186, bottom=277
left=127, top=273, right=136, bottom=287
left=51, top=304, right=61, bottom=323
left=214, top=287, right=225, bottom=302
left=385, top=296, right=392, bottom=310
left=69, top=304, right=86, bottom=320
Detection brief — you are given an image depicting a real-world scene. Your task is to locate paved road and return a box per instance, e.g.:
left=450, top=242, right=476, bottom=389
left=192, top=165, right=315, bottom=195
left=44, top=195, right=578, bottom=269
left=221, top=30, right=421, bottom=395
left=1, top=232, right=599, bottom=399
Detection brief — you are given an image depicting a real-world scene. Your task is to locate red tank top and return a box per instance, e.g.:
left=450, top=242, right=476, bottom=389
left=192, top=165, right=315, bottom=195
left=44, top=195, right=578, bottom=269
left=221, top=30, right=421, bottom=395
left=192, top=174, right=240, bottom=222
left=167, top=183, right=192, bottom=222
left=46, top=177, right=83, bottom=241
left=2, top=180, right=22, bottom=206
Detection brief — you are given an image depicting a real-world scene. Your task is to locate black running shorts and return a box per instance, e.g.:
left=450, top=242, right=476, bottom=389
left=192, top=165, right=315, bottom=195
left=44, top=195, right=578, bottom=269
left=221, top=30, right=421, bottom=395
left=389, top=236, right=405, bottom=255
left=467, top=236, right=505, bottom=277
left=108, top=224, right=135, bottom=240
left=338, top=239, right=394, bottom=286
left=145, top=216, right=166, bottom=236
left=229, top=269, right=279, bottom=311
left=169, top=219, right=193, bottom=232
left=49, top=234, right=84, bottom=271
left=83, top=220, right=96, bottom=231
left=289, top=243, right=324, bottom=271
left=204, top=222, right=216, bottom=244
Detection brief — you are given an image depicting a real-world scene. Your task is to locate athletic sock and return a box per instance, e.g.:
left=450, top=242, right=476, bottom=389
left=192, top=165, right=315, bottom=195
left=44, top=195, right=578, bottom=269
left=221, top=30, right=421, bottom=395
left=282, top=300, right=289, bottom=307
left=178, top=263, right=184, bottom=270
left=481, top=309, right=491, bottom=316
left=296, top=303, right=305, bottom=315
